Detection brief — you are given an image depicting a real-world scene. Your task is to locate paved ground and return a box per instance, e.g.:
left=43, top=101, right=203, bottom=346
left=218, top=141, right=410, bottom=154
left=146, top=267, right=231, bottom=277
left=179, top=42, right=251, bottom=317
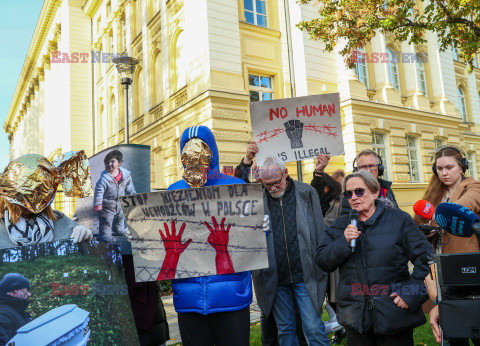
left=162, top=293, right=262, bottom=345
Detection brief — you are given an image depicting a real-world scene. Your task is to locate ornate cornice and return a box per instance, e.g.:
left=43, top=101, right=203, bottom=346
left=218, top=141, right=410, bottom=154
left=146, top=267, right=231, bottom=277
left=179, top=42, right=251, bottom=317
left=4, top=0, right=61, bottom=134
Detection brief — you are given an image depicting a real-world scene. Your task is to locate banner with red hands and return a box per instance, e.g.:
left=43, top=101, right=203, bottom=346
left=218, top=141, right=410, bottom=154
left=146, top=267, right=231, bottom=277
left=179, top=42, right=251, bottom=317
left=122, top=184, right=268, bottom=282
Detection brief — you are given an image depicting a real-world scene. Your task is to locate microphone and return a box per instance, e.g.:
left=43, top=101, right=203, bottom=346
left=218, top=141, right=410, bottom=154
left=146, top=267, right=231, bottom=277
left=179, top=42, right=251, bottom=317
left=434, top=202, right=480, bottom=237
left=413, top=200, right=435, bottom=220
left=349, top=209, right=359, bottom=252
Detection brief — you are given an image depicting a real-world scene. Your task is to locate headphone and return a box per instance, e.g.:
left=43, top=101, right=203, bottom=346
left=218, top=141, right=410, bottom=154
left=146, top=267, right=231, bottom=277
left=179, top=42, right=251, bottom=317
left=353, top=150, right=385, bottom=176
left=431, top=146, right=469, bottom=175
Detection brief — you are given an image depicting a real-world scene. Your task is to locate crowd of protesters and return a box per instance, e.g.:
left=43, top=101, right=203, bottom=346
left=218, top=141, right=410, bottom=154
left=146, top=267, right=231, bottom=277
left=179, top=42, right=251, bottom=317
left=1, top=126, right=479, bottom=346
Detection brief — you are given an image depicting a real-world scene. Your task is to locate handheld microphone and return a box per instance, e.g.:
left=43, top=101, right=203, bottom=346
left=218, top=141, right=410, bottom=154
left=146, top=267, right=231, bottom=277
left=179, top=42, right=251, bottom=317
left=349, top=209, right=359, bottom=252
left=434, top=202, right=480, bottom=237
left=413, top=200, right=435, bottom=220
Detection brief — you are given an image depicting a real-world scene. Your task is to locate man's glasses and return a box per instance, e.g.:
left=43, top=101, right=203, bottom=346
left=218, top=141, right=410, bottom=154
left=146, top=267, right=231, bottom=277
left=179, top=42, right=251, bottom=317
left=358, top=164, right=379, bottom=172
left=343, top=188, right=365, bottom=199
left=263, top=172, right=284, bottom=189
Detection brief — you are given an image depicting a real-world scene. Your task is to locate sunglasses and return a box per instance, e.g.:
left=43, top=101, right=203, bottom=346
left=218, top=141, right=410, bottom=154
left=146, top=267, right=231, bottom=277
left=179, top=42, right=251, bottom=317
left=343, top=188, right=365, bottom=199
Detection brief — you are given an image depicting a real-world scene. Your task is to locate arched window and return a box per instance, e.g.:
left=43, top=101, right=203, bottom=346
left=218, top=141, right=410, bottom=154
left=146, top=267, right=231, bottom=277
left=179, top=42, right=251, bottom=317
left=135, top=0, right=142, bottom=37
left=97, top=102, right=104, bottom=144
left=354, top=48, right=368, bottom=87
left=416, top=61, right=427, bottom=96
left=153, top=52, right=163, bottom=105
left=387, top=47, right=400, bottom=91
left=457, top=87, right=467, bottom=121
left=135, top=68, right=145, bottom=118
left=174, top=31, right=187, bottom=90
left=108, top=94, right=115, bottom=137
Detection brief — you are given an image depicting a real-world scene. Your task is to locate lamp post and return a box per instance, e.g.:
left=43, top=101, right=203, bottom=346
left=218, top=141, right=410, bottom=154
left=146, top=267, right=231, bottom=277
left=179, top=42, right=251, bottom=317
left=113, top=56, right=139, bottom=144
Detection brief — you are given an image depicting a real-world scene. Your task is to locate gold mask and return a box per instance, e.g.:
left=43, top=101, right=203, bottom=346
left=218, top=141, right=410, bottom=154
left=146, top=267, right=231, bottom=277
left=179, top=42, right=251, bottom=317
left=181, top=138, right=213, bottom=188
left=0, top=151, right=93, bottom=214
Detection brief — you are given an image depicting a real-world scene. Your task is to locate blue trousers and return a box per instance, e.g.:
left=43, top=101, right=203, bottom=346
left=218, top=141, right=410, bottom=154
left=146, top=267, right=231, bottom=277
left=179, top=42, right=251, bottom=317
left=272, top=282, right=330, bottom=346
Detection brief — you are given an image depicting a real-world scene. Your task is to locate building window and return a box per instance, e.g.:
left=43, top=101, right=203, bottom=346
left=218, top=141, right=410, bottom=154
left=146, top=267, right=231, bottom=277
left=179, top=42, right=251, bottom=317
left=457, top=87, right=467, bottom=122
left=452, top=48, right=459, bottom=61
left=244, top=0, right=267, bottom=27
left=354, top=48, right=368, bottom=87
left=406, top=135, right=420, bottom=182
left=372, top=132, right=390, bottom=180
left=468, top=152, right=477, bottom=178
left=417, top=61, right=427, bottom=96
left=109, top=31, right=114, bottom=54
left=96, top=16, right=102, bottom=35
left=387, top=47, right=400, bottom=91
left=434, top=138, right=444, bottom=150
left=249, top=74, right=273, bottom=101
left=121, top=14, right=127, bottom=51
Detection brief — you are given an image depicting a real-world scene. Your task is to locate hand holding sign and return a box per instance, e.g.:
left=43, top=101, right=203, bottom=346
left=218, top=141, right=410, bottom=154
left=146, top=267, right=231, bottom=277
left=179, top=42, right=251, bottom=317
left=315, top=154, right=331, bottom=174
left=157, top=221, right=192, bottom=280
left=205, top=217, right=235, bottom=275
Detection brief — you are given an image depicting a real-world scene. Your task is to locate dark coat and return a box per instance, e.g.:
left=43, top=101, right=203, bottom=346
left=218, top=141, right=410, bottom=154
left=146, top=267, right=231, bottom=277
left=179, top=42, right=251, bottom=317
left=0, top=293, right=32, bottom=345
left=252, top=180, right=328, bottom=317
left=316, top=202, right=433, bottom=334
left=341, top=178, right=398, bottom=216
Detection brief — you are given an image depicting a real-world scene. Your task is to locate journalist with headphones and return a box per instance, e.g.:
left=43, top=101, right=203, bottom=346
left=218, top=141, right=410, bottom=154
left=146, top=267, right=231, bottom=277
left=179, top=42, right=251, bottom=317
left=340, top=150, right=398, bottom=215
left=415, top=146, right=480, bottom=345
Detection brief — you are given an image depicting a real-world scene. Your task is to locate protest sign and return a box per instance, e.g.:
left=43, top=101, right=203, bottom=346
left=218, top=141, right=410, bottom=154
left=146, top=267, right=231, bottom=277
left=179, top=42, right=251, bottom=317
left=122, top=184, right=268, bottom=282
left=74, top=144, right=150, bottom=254
left=250, top=93, right=344, bottom=163
left=0, top=240, right=139, bottom=346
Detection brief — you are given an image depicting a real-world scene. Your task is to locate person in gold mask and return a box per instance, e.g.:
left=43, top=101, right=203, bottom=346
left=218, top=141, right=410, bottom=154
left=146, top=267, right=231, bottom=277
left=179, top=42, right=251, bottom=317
left=166, top=126, right=257, bottom=346
left=0, top=151, right=93, bottom=248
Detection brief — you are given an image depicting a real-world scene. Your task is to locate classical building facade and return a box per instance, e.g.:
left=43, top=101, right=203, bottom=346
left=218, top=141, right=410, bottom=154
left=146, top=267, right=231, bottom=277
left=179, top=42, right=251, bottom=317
left=5, top=0, right=480, bottom=213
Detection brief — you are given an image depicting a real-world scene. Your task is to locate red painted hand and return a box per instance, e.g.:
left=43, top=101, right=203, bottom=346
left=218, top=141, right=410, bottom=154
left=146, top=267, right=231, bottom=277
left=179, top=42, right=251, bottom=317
left=205, top=217, right=234, bottom=275
left=157, top=221, right=192, bottom=280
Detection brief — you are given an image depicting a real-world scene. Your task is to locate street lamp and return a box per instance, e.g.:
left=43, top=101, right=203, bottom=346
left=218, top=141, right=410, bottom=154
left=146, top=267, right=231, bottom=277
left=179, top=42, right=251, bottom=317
left=113, top=56, right=139, bottom=144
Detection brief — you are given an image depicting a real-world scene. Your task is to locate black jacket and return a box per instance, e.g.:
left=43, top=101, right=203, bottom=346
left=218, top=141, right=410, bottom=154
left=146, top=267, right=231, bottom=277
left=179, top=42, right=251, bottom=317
left=0, top=293, right=32, bottom=345
left=234, top=158, right=252, bottom=183
left=341, top=178, right=398, bottom=216
left=316, top=202, right=433, bottom=334
left=266, top=177, right=303, bottom=285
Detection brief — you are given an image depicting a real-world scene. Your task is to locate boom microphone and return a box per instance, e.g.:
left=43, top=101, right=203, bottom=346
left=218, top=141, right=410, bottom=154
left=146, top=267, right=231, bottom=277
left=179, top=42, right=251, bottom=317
left=434, top=202, right=480, bottom=237
left=413, top=200, right=435, bottom=220
left=349, top=209, right=359, bottom=252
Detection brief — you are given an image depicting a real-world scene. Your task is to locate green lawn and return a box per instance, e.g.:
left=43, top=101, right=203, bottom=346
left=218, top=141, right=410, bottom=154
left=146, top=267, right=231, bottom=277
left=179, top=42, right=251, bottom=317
left=249, top=311, right=437, bottom=345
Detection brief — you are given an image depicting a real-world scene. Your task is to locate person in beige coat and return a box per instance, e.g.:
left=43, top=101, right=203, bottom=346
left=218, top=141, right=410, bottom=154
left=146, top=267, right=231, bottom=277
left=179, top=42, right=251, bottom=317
left=414, top=146, right=480, bottom=345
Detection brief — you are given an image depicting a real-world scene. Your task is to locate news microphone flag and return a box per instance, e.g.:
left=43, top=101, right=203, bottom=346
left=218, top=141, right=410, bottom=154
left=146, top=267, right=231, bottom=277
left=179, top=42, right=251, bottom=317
left=413, top=200, right=435, bottom=220
left=435, top=202, right=480, bottom=237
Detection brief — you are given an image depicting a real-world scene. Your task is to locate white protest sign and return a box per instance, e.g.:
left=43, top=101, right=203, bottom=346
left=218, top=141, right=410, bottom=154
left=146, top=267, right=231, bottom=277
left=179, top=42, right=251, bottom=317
left=250, top=93, right=344, bottom=163
left=122, top=184, right=268, bottom=282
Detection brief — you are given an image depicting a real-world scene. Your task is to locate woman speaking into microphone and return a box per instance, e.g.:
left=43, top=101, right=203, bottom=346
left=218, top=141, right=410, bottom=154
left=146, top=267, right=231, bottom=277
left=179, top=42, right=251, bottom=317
left=316, top=170, right=433, bottom=345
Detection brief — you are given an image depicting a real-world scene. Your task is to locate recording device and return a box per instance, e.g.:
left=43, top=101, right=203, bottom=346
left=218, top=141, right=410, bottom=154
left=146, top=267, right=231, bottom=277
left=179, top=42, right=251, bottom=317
left=434, top=202, right=480, bottom=238
left=434, top=253, right=480, bottom=340
left=349, top=209, right=359, bottom=252
left=413, top=200, right=435, bottom=220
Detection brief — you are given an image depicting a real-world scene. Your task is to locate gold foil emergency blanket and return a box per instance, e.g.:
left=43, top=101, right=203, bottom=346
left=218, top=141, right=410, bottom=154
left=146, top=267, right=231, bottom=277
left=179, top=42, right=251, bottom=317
left=181, top=138, right=213, bottom=188
left=0, top=151, right=93, bottom=214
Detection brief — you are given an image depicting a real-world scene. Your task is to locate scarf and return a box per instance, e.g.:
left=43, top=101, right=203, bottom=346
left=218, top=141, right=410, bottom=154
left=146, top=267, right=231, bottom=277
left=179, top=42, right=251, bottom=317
left=4, top=210, right=54, bottom=246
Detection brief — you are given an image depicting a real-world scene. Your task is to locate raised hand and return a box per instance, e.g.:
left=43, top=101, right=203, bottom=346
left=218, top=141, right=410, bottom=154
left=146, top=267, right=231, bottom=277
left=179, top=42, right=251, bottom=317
left=284, top=119, right=304, bottom=149
left=157, top=221, right=192, bottom=280
left=244, top=140, right=259, bottom=165
left=205, top=217, right=235, bottom=274
left=315, top=154, right=331, bottom=173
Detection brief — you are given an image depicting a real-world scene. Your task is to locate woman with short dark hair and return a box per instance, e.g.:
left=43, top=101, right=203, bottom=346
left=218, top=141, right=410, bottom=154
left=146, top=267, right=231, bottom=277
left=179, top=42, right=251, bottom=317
left=316, top=170, right=433, bottom=345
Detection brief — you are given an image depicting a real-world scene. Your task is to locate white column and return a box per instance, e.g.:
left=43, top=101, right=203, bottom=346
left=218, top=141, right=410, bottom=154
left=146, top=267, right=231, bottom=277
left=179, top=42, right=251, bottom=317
left=427, top=31, right=457, bottom=115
